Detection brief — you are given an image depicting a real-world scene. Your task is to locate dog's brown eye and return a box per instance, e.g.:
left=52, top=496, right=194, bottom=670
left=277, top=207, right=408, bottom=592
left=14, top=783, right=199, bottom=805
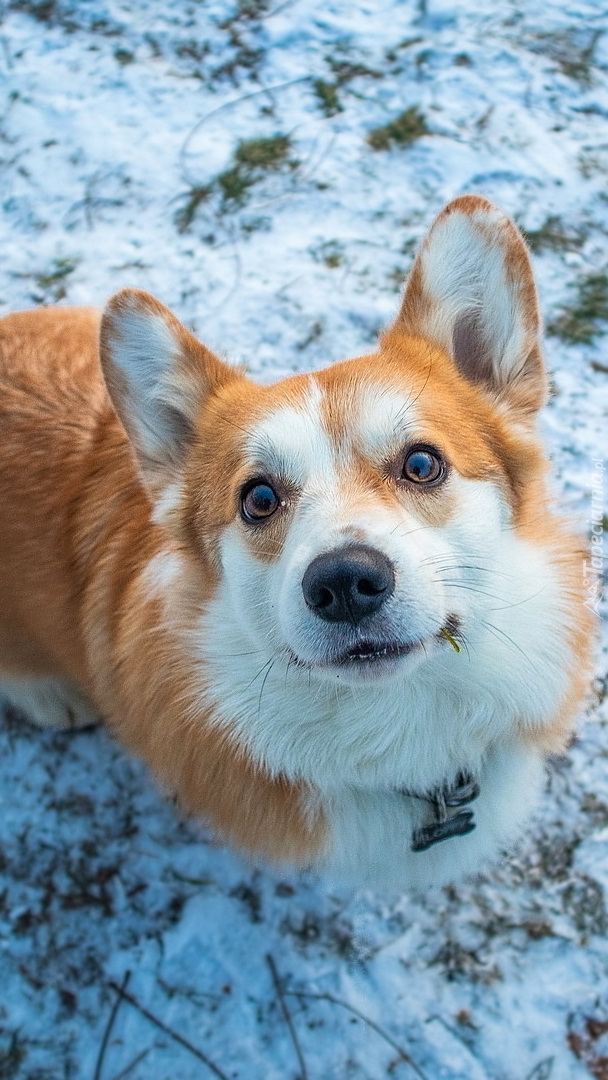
left=401, top=447, right=444, bottom=484
left=241, top=481, right=280, bottom=523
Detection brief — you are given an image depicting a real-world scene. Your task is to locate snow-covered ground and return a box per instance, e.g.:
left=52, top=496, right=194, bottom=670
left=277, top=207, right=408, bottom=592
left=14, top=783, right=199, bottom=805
left=0, top=1, right=607, bottom=1077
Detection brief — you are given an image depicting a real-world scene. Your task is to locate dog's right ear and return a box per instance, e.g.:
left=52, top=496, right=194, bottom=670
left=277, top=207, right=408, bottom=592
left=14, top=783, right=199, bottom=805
left=393, top=195, right=548, bottom=419
left=100, top=289, right=235, bottom=494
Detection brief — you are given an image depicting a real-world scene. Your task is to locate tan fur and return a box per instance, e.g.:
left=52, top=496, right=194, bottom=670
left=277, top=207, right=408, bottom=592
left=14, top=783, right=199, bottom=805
left=0, top=306, right=324, bottom=862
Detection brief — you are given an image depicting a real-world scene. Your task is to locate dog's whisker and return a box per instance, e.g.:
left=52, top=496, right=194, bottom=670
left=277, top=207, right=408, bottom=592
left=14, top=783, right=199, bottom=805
left=243, top=657, right=274, bottom=691
left=480, top=619, right=540, bottom=675
left=257, top=660, right=276, bottom=722
left=426, top=561, right=508, bottom=577
left=437, top=581, right=513, bottom=603
left=388, top=521, right=435, bottom=539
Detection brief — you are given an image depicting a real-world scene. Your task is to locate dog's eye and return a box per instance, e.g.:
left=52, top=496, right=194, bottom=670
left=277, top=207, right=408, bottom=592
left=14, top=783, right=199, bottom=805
left=241, top=481, right=281, bottom=523
left=401, top=447, right=444, bottom=484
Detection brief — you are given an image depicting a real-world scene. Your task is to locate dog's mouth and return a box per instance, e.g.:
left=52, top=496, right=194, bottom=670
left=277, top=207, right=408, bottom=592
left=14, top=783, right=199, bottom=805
left=333, top=615, right=461, bottom=667
left=337, top=639, right=419, bottom=664
left=310, top=616, right=462, bottom=672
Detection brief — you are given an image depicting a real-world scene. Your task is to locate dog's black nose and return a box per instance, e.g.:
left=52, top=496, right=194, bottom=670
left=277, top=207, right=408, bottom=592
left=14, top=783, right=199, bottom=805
left=302, top=544, right=395, bottom=624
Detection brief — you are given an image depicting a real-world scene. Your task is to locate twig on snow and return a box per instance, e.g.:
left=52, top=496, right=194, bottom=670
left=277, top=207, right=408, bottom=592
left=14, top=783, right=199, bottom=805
left=108, top=980, right=230, bottom=1080
left=284, top=988, right=430, bottom=1080
left=109, top=1047, right=151, bottom=1080
left=266, top=954, right=309, bottom=1080
left=94, top=970, right=131, bottom=1080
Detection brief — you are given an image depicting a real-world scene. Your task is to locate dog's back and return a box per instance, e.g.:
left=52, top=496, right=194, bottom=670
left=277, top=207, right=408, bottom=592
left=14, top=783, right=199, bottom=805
left=0, top=307, right=154, bottom=729
left=0, top=308, right=102, bottom=681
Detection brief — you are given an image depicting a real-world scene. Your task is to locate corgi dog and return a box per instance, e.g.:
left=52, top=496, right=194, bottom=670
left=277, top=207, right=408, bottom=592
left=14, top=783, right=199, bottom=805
left=0, top=195, right=594, bottom=890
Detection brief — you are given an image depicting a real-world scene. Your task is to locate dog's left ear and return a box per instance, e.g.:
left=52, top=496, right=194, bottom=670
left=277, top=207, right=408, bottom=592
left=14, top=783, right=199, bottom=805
left=100, top=289, right=236, bottom=496
left=393, top=195, right=548, bottom=417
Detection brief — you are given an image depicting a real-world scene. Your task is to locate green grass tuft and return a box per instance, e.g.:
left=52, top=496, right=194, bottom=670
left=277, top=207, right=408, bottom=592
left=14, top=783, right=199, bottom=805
left=234, top=134, right=292, bottom=171
left=522, top=215, right=587, bottom=254
left=12, top=257, right=79, bottom=303
left=35, top=258, right=77, bottom=294
left=547, top=269, right=608, bottom=344
left=312, top=240, right=345, bottom=269
left=176, top=134, right=296, bottom=229
left=216, top=165, right=255, bottom=207
left=530, top=28, right=601, bottom=87
left=114, top=48, right=134, bottom=66
left=220, top=0, right=269, bottom=25
left=313, top=79, right=343, bottom=117
left=312, top=53, right=381, bottom=117
left=7, top=0, right=57, bottom=21
left=174, top=186, right=212, bottom=233
left=367, top=107, right=429, bottom=151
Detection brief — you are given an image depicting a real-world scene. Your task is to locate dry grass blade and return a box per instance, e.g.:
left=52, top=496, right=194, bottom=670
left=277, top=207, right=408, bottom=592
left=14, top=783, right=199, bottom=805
left=284, top=988, right=430, bottom=1080
left=266, top=954, right=309, bottom=1080
left=107, top=980, right=230, bottom=1080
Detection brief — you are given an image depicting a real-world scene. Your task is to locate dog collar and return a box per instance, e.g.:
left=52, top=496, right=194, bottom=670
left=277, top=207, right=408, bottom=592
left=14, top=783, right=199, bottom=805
left=400, top=771, right=480, bottom=852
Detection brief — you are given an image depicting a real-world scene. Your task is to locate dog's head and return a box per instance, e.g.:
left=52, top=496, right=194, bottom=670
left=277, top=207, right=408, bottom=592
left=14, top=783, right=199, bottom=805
left=100, top=196, right=559, bottom=704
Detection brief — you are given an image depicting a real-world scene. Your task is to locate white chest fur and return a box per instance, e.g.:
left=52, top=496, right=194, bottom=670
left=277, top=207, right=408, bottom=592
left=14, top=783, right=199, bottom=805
left=181, top=525, right=570, bottom=888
